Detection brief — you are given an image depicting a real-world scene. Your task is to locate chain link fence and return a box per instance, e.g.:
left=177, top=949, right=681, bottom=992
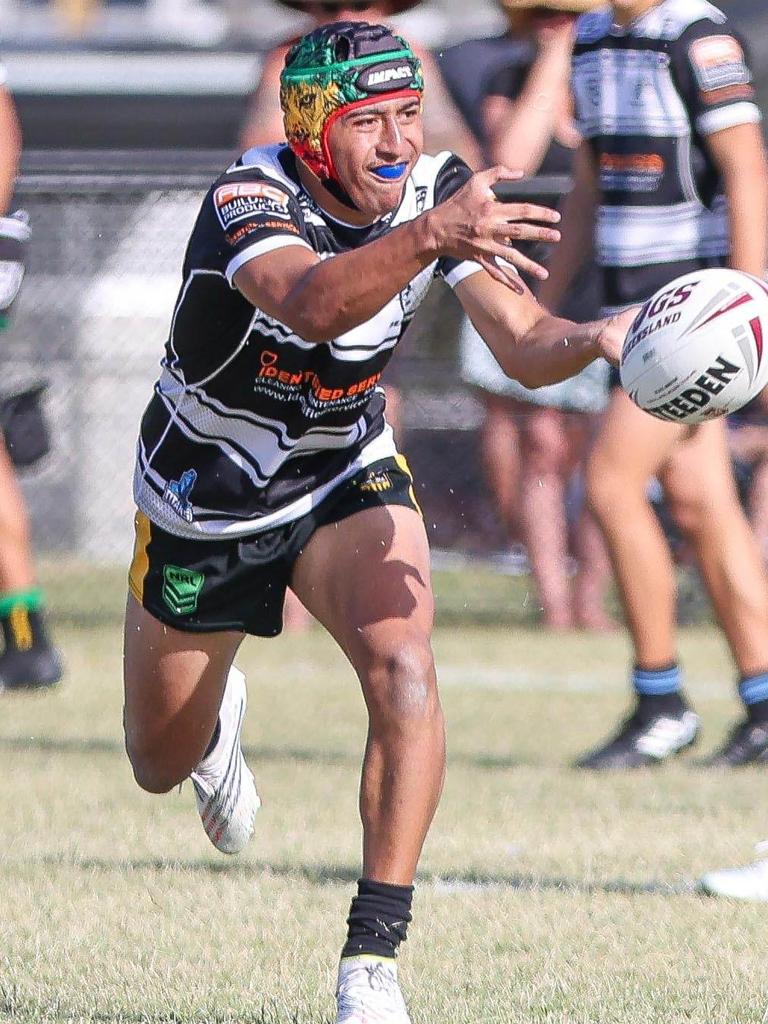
left=12, top=150, right=546, bottom=578
left=12, top=151, right=756, bottom=630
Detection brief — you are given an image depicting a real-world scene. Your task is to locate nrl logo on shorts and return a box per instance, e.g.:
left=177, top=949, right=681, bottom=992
left=162, top=565, right=205, bottom=616
left=163, top=469, right=197, bottom=524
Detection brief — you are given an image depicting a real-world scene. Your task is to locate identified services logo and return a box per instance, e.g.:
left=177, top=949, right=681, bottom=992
left=162, top=565, right=205, bottom=616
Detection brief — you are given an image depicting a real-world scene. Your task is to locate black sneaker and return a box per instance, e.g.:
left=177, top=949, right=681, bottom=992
left=0, top=644, right=63, bottom=691
left=574, top=706, right=700, bottom=770
left=702, top=720, right=768, bottom=768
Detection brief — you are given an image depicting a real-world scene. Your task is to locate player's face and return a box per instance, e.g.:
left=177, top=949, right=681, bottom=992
left=327, top=96, right=424, bottom=219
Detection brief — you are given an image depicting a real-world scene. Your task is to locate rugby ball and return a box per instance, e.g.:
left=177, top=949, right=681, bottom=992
left=620, top=268, right=768, bottom=424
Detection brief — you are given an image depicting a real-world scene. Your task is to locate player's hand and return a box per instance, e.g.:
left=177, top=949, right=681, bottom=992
left=594, top=306, right=641, bottom=367
left=424, top=166, right=561, bottom=289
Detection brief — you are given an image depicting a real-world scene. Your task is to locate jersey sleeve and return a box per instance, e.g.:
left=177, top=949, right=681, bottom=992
left=195, top=167, right=313, bottom=287
left=672, top=19, right=761, bottom=137
left=432, top=155, right=484, bottom=288
left=432, top=154, right=521, bottom=290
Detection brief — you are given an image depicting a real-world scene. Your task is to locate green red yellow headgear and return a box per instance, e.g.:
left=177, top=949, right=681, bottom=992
left=280, top=21, right=424, bottom=185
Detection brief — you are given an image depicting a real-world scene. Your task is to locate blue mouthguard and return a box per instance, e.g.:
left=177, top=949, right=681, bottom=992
left=372, top=163, right=408, bottom=180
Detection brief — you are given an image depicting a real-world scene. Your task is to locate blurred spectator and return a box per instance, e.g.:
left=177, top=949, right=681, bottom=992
left=542, top=0, right=768, bottom=769
left=239, top=0, right=482, bottom=630
left=0, top=76, right=62, bottom=691
left=442, top=0, right=613, bottom=631
left=239, top=0, right=482, bottom=165
left=728, top=401, right=768, bottom=563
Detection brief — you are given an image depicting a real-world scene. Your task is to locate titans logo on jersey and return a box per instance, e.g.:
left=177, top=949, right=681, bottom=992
left=134, top=146, right=481, bottom=539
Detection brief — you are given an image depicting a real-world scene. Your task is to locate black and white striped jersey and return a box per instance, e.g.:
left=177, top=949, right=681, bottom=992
left=572, top=0, right=761, bottom=312
left=134, top=145, right=480, bottom=539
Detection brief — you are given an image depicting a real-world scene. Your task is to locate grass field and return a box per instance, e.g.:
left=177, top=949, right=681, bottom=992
left=2, top=602, right=768, bottom=1023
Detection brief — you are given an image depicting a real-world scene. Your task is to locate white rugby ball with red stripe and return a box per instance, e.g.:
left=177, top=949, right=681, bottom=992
left=620, top=268, right=768, bottom=425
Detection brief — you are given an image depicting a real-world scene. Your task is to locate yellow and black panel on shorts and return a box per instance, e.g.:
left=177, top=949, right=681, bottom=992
left=128, top=456, right=420, bottom=638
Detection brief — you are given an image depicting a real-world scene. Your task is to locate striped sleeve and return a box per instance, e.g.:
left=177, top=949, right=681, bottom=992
left=672, top=19, right=761, bottom=136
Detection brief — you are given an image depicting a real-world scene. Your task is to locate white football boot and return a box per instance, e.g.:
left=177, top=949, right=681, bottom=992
left=335, top=956, right=411, bottom=1024
left=190, top=666, right=260, bottom=854
left=698, top=843, right=768, bottom=901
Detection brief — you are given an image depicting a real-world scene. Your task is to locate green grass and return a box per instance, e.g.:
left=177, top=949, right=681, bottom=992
left=1, top=621, right=767, bottom=1023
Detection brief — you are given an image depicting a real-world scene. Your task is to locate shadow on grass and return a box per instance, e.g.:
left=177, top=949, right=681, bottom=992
left=10, top=850, right=693, bottom=899
left=0, top=988, right=326, bottom=1024
left=0, top=735, right=529, bottom=771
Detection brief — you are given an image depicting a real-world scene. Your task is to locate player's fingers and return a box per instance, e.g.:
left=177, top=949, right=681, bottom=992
left=503, top=202, right=562, bottom=225
left=478, top=255, right=523, bottom=291
left=495, top=245, right=551, bottom=280
left=475, top=240, right=550, bottom=281
left=478, top=165, right=526, bottom=186
left=490, top=221, right=561, bottom=244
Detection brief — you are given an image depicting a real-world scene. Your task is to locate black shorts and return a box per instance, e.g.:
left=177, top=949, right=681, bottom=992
left=128, top=456, right=421, bottom=638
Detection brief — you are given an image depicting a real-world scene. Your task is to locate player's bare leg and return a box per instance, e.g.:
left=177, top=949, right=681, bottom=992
left=587, top=388, right=684, bottom=665
left=0, top=438, right=61, bottom=690
left=662, top=420, right=768, bottom=765
left=0, top=439, right=34, bottom=593
left=578, top=389, right=699, bottom=769
left=748, top=456, right=768, bottom=563
left=293, top=503, right=442, bottom=1023
left=566, top=412, right=615, bottom=631
left=293, top=503, right=443, bottom=885
left=520, top=406, right=574, bottom=629
left=479, top=394, right=523, bottom=549
left=123, top=597, right=259, bottom=850
left=662, top=420, right=768, bottom=675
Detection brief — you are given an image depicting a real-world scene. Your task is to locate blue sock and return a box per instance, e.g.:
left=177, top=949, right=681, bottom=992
left=633, top=663, right=682, bottom=698
left=632, top=664, right=685, bottom=716
left=739, top=672, right=768, bottom=722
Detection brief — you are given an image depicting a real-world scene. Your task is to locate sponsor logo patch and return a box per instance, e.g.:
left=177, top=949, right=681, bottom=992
left=357, top=60, right=416, bottom=93
left=214, top=182, right=291, bottom=230
left=162, top=565, right=205, bottom=616
left=600, top=152, right=664, bottom=194
left=689, top=35, right=752, bottom=95
left=225, top=219, right=299, bottom=247
left=359, top=468, right=393, bottom=494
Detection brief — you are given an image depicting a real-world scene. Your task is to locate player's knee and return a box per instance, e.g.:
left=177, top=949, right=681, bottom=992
left=524, top=418, right=567, bottom=474
left=667, top=491, right=708, bottom=538
left=585, top=456, right=623, bottom=520
left=365, top=637, right=439, bottom=726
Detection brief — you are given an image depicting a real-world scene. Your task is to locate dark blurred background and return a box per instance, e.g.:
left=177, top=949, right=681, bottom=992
left=3, top=0, right=767, bottom=574
left=3, top=0, right=766, bottom=150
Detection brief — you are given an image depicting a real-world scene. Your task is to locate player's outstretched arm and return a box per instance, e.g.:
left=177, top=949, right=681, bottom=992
left=233, top=166, right=561, bottom=343
left=706, top=122, right=768, bottom=279
left=456, top=269, right=634, bottom=389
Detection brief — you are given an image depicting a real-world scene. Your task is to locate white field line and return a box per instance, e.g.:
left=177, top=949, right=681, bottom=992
left=280, top=661, right=735, bottom=701
left=436, top=664, right=733, bottom=701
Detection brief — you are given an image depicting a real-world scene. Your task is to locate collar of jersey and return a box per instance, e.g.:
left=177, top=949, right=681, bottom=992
left=280, top=146, right=409, bottom=231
